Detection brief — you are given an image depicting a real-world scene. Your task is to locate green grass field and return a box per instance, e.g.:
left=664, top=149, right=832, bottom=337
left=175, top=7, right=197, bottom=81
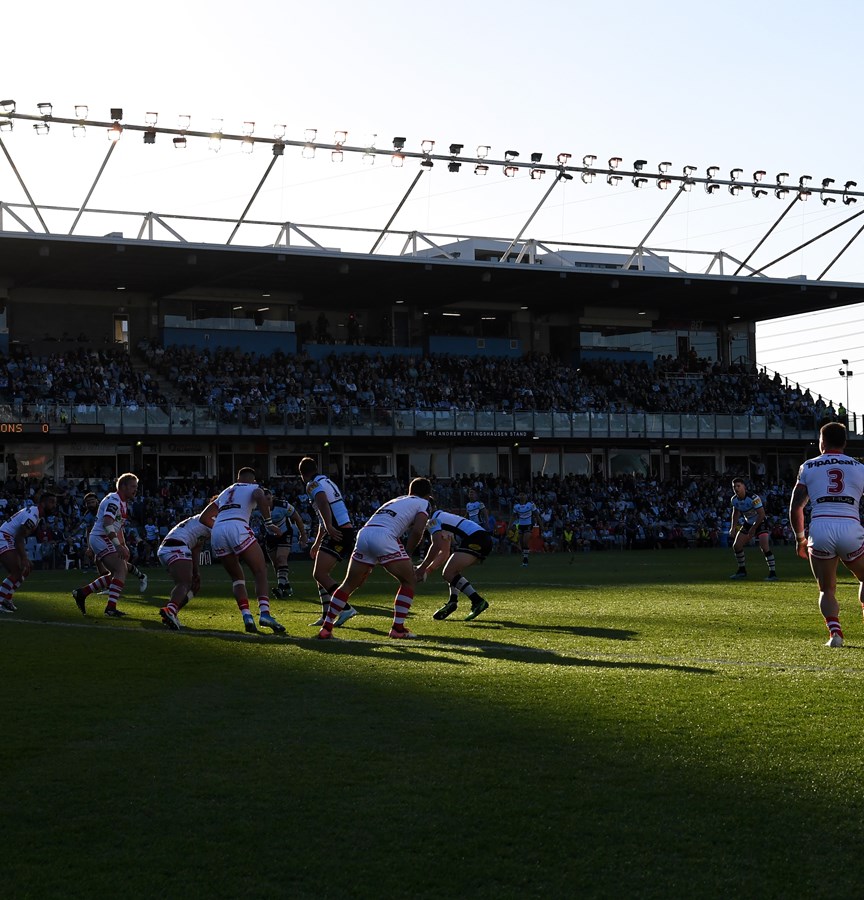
left=3, top=548, right=864, bottom=899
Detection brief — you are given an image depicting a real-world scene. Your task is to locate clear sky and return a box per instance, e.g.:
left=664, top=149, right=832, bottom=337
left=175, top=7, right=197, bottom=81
left=4, top=0, right=864, bottom=412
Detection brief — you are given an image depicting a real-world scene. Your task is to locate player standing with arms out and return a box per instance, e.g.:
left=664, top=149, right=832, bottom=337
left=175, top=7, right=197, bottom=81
left=0, top=491, right=57, bottom=612
left=512, top=492, right=539, bottom=567
left=156, top=500, right=219, bottom=631
left=210, top=468, right=283, bottom=634
left=82, top=492, right=148, bottom=592
left=299, top=457, right=358, bottom=628
left=729, top=477, right=777, bottom=580
left=72, top=473, right=139, bottom=618
left=465, top=488, right=489, bottom=530
left=789, top=422, right=864, bottom=648
left=318, top=477, right=432, bottom=640
left=261, top=490, right=308, bottom=598
left=415, top=508, right=493, bottom=621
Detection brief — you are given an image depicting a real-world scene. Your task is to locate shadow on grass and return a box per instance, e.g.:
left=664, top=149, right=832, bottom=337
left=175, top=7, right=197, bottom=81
left=299, top=628, right=714, bottom=674
left=480, top=618, right=639, bottom=640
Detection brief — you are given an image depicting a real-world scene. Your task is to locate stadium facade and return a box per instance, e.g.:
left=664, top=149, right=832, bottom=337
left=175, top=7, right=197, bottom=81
left=0, top=218, right=861, bottom=490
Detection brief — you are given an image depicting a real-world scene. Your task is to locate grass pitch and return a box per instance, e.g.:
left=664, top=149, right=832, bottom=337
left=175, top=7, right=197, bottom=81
left=2, top=548, right=863, bottom=899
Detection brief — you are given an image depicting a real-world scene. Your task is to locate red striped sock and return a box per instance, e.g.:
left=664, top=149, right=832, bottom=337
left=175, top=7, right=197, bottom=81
left=106, top=578, right=124, bottom=610
left=393, top=585, right=414, bottom=626
left=825, top=616, right=843, bottom=637
left=83, top=574, right=111, bottom=598
left=258, top=596, right=270, bottom=615
left=322, top=588, right=349, bottom=631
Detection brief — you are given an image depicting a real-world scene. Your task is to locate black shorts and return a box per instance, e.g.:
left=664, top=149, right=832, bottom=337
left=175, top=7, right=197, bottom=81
left=318, top=526, right=356, bottom=561
left=738, top=521, right=770, bottom=538
left=455, top=530, right=493, bottom=560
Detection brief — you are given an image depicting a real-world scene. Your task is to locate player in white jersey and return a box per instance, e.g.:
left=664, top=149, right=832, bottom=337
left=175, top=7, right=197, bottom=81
left=728, top=477, right=777, bottom=581
left=211, top=467, right=283, bottom=634
left=465, top=489, right=489, bottom=530
left=157, top=500, right=219, bottom=631
left=82, top=492, right=149, bottom=594
left=318, top=477, right=432, bottom=640
left=299, top=456, right=358, bottom=628
left=511, top=492, right=539, bottom=567
left=789, top=422, right=864, bottom=647
left=415, top=509, right=494, bottom=622
left=72, top=473, right=138, bottom=618
left=261, top=489, right=308, bottom=599
left=0, top=491, right=57, bottom=612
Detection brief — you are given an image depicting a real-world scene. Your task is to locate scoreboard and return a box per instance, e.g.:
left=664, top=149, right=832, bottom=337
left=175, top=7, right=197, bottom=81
left=0, top=423, right=50, bottom=434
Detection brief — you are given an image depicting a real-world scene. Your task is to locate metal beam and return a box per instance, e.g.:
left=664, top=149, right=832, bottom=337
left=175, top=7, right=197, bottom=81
left=500, top=172, right=570, bottom=263
left=226, top=153, right=281, bottom=245
left=623, top=183, right=687, bottom=270
left=0, top=136, right=49, bottom=232
left=68, top=142, right=118, bottom=234
left=370, top=169, right=426, bottom=254
left=733, top=196, right=800, bottom=276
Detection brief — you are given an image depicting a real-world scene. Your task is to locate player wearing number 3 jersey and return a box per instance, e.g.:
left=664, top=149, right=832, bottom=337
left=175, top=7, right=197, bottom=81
left=789, top=422, right=864, bottom=648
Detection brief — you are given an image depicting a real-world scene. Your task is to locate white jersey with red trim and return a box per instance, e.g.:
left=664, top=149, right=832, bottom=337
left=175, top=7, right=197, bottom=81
left=214, top=482, right=261, bottom=524
left=364, top=494, right=431, bottom=539
left=796, top=452, right=864, bottom=521
left=90, top=492, right=127, bottom=540
left=0, top=504, right=41, bottom=542
left=160, top=514, right=212, bottom=551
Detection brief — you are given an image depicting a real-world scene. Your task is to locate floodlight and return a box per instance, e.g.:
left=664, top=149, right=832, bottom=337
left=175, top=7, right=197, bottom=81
left=583, top=154, right=597, bottom=167
left=449, top=143, right=463, bottom=155
left=420, top=158, right=434, bottom=169
left=581, top=171, right=594, bottom=183
left=658, top=161, right=671, bottom=174
left=448, top=161, right=461, bottom=172
left=178, top=114, right=191, bottom=130
left=37, top=102, right=53, bottom=116
left=75, top=105, right=88, bottom=119
left=392, top=136, right=406, bottom=150
left=504, top=150, right=519, bottom=162
left=474, top=164, right=488, bottom=175
left=531, top=168, right=545, bottom=180
left=607, top=174, right=622, bottom=186
left=632, top=176, right=648, bottom=188
left=110, top=108, right=123, bottom=120
left=0, top=100, right=16, bottom=114
left=844, top=181, right=857, bottom=205
left=504, top=165, right=518, bottom=177
left=729, top=184, right=742, bottom=195
left=799, top=174, right=812, bottom=187
left=72, top=124, right=85, bottom=138
left=143, top=129, right=156, bottom=144
left=107, top=123, right=122, bottom=142
left=752, top=186, right=768, bottom=198
left=33, top=122, right=49, bottom=135
left=331, top=149, right=343, bottom=162
left=334, top=130, right=347, bottom=145
left=477, top=145, right=490, bottom=158
left=391, top=153, right=405, bottom=167
left=209, top=134, right=222, bottom=152
left=362, top=150, right=375, bottom=165
left=706, top=165, right=719, bottom=178
left=557, top=153, right=571, bottom=164
left=683, top=165, right=697, bottom=176
left=753, top=170, right=766, bottom=181
left=705, top=183, right=720, bottom=194
left=241, top=137, right=254, bottom=153
left=421, top=139, right=435, bottom=153
left=658, top=178, right=671, bottom=189
left=776, top=172, right=789, bottom=183
left=145, top=111, right=158, bottom=126
left=633, top=159, right=647, bottom=171
left=273, top=142, right=286, bottom=157
left=302, top=143, right=315, bottom=159
left=273, top=124, right=286, bottom=139
left=730, top=168, right=743, bottom=180
left=304, top=128, right=317, bottom=142
left=530, top=152, right=542, bottom=163
left=173, top=136, right=186, bottom=148
left=242, top=121, right=255, bottom=136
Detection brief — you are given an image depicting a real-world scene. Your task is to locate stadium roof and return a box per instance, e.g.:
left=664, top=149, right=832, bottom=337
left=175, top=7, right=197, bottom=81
left=1, top=231, right=862, bottom=326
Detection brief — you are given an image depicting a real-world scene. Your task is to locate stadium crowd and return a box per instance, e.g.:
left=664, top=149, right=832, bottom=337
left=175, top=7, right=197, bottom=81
left=0, top=342, right=841, bottom=429
left=1, top=469, right=796, bottom=570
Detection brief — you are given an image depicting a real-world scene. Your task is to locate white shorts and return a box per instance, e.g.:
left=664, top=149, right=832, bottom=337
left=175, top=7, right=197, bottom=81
left=158, top=544, right=193, bottom=568
left=90, top=533, right=121, bottom=562
left=0, top=530, right=17, bottom=555
left=808, top=517, right=864, bottom=562
left=211, top=520, right=257, bottom=558
left=351, top=525, right=409, bottom=567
